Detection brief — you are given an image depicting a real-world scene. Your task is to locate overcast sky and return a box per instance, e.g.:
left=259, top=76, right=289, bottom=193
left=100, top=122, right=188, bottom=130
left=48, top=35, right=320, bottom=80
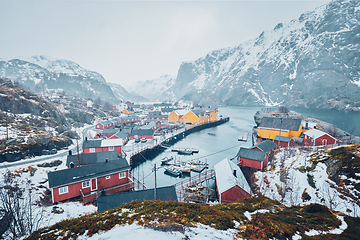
left=0, top=0, right=331, bottom=88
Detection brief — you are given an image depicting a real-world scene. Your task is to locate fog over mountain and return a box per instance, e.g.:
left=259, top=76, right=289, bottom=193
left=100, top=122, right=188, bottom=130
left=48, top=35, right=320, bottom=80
left=131, top=0, right=360, bottom=110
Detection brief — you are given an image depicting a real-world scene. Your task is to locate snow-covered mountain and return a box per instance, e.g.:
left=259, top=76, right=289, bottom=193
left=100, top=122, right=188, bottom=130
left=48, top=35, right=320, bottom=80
left=133, top=0, right=360, bottom=110
left=0, top=55, right=125, bottom=102
left=128, top=75, right=176, bottom=102
left=108, top=82, right=149, bottom=102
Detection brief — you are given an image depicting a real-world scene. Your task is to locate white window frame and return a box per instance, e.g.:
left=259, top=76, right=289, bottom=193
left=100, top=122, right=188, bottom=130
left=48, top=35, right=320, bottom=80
left=106, top=176, right=110, bottom=180
left=82, top=181, right=90, bottom=188
left=89, top=148, right=95, bottom=153
left=119, top=172, right=126, bottom=179
left=59, top=186, right=68, bottom=195
left=109, top=146, right=114, bottom=151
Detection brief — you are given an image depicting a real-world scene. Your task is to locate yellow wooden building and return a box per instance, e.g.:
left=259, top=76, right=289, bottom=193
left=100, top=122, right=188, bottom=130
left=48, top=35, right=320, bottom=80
left=122, top=109, right=134, bottom=114
left=168, top=108, right=218, bottom=125
left=257, top=117, right=303, bottom=139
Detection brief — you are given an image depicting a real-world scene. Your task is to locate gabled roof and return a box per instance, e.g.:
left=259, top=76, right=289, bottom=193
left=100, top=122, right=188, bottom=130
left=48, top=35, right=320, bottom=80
left=191, top=107, right=206, bottom=116
left=131, top=129, right=154, bottom=136
left=252, top=140, right=277, bottom=152
left=83, top=139, right=102, bottom=148
left=66, top=151, right=119, bottom=166
left=214, top=158, right=251, bottom=196
left=48, top=159, right=130, bottom=188
left=97, top=186, right=177, bottom=212
left=140, top=122, right=156, bottom=130
left=258, top=117, right=302, bottom=131
left=303, top=129, right=336, bottom=140
left=236, top=147, right=266, bottom=162
left=273, top=135, right=293, bottom=142
left=173, top=109, right=188, bottom=116
left=110, top=131, right=128, bottom=139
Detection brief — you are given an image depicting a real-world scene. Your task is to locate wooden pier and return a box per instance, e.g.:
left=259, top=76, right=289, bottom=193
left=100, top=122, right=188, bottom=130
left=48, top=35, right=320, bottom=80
left=129, top=117, right=230, bottom=167
left=172, top=169, right=215, bottom=202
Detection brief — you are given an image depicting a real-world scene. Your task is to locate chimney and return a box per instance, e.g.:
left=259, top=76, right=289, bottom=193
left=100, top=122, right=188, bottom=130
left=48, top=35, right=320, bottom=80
left=233, top=169, right=237, bottom=177
left=105, top=158, right=108, bottom=163
left=85, top=137, right=88, bottom=141
left=69, top=150, right=72, bottom=155
left=70, top=162, right=74, bottom=168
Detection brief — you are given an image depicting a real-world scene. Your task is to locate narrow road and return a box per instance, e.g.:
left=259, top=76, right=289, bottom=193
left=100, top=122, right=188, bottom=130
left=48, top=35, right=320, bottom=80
left=0, top=126, right=92, bottom=169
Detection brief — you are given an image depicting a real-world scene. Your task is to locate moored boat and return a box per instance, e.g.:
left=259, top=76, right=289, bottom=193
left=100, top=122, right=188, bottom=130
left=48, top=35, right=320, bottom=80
left=161, top=156, right=174, bottom=164
left=164, top=166, right=182, bottom=177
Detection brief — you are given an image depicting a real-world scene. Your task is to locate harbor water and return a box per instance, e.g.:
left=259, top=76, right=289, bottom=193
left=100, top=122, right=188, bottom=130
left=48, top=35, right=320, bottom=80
left=132, top=106, right=360, bottom=189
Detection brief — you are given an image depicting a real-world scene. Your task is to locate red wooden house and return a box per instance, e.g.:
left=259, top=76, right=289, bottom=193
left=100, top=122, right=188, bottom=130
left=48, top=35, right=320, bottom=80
left=303, top=129, right=337, bottom=146
left=237, top=147, right=268, bottom=170
left=109, top=131, right=129, bottom=145
left=48, top=159, right=133, bottom=203
left=102, top=128, right=120, bottom=138
left=130, top=129, right=154, bottom=139
left=214, top=158, right=252, bottom=203
left=251, top=139, right=277, bottom=154
left=83, top=139, right=123, bottom=154
left=95, top=119, right=120, bottom=130
left=273, top=135, right=295, bottom=148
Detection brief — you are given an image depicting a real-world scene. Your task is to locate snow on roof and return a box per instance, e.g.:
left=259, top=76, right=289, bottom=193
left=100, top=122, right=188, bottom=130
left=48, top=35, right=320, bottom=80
left=174, top=110, right=187, bottom=116
left=101, top=139, right=123, bottom=147
left=214, top=158, right=252, bottom=196
left=303, top=128, right=336, bottom=140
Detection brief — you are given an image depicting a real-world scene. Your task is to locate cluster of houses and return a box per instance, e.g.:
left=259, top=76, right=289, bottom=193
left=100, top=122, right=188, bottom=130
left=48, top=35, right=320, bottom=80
left=218, top=116, right=339, bottom=204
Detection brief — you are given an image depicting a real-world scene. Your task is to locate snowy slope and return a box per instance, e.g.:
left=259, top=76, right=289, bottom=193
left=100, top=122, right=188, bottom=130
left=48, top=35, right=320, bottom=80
left=256, top=146, right=360, bottom=217
left=128, top=75, right=176, bottom=102
left=0, top=55, right=120, bottom=102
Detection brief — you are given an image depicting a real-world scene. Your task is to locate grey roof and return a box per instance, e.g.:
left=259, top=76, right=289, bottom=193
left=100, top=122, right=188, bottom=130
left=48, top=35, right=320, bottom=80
left=66, top=151, right=119, bottom=166
left=97, top=186, right=177, bottom=212
left=236, top=147, right=266, bottom=162
left=259, top=117, right=302, bottom=131
left=161, top=107, right=174, bottom=112
left=148, top=111, right=161, bottom=115
left=131, top=129, right=154, bottom=136
left=140, top=122, right=156, bottom=130
left=48, top=159, right=130, bottom=188
left=273, top=135, right=293, bottom=142
left=112, top=131, right=128, bottom=139
left=252, top=140, right=277, bottom=152
left=192, top=108, right=206, bottom=116
left=83, top=139, right=102, bottom=148
left=148, top=115, right=168, bottom=119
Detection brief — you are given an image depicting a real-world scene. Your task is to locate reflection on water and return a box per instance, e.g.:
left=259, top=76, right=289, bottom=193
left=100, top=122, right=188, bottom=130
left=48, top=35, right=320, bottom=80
left=132, top=106, right=360, bottom=189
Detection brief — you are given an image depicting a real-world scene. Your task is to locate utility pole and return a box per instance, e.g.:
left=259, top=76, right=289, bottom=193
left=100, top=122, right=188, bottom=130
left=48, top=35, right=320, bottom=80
left=278, top=118, right=283, bottom=150
left=5, top=110, right=8, bottom=140
left=154, top=164, right=157, bottom=200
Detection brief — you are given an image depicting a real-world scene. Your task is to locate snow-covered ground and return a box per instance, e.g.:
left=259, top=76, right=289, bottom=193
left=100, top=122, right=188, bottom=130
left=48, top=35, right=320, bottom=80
left=255, top=146, right=360, bottom=217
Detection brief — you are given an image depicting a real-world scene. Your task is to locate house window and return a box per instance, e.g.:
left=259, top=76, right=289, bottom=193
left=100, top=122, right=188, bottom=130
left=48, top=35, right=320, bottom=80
left=59, top=186, right=68, bottom=195
left=119, top=172, right=126, bottom=179
left=90, top=148, right=95, bottom=153
left=82, top=181, right=90, bottom=188
left=106, top=176, right=110, bottom=180
left=109, top=146, right=114, bottom=151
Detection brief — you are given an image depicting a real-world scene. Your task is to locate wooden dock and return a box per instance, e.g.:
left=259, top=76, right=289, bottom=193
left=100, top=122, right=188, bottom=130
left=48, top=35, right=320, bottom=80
left=238, top=132, right=248, bottom=141
left=172, top=169, right=215, bottom=202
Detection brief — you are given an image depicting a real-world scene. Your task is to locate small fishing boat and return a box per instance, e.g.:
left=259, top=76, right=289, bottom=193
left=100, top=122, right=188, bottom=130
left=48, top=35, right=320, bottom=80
left=179, top=163, right=191, bottom=173
left=238, top=132, right=249, bottom=142
left=208, top=132, right=215, bottom=136
left=164, top=166, right=182, bottom=177
left=177, top=149, right=193, bottom=155
left=161, top=156, right=174, bottom=164
left=189, top=159, right=208, bottom=166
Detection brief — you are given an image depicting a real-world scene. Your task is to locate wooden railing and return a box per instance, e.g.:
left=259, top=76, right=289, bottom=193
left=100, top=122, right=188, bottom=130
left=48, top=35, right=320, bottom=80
left=172, top=169, right=215, bottom=202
